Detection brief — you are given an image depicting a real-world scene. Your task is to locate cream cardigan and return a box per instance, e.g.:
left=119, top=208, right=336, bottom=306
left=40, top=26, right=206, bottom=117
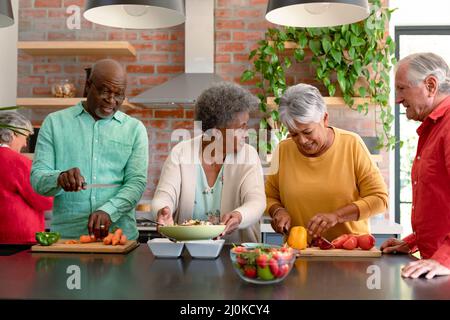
left=151, top=135, right=266, bottom=243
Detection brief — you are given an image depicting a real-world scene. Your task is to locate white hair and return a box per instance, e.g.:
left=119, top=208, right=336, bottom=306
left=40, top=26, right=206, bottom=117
left=399, top=52, right=450, bottom=94
left=0, top=111, right=33, bottom=144
left=279, top=83, right=326, bottom=129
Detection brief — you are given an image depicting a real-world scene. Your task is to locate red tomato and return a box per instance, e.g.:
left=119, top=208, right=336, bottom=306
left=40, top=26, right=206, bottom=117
left=357, top=234, right=376, bottom=250
left=342, top=236, right=358, bottom=250
left=331, top=234, right=350, bottom=249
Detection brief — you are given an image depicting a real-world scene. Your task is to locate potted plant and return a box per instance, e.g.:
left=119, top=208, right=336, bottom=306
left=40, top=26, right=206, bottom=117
left=242, top=0, right=399, bottom=151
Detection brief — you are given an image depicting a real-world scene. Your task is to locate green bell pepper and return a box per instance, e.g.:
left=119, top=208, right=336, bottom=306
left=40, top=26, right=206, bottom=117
left=35, top=232, right=60, bottom=246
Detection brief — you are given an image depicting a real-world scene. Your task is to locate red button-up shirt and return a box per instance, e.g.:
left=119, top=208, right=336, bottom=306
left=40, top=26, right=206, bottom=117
left=403, top=96, right=450, bottom=268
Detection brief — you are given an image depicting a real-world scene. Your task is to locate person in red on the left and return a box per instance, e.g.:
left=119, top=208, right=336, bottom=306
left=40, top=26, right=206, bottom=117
left=0, top=111, right=53, bottom=244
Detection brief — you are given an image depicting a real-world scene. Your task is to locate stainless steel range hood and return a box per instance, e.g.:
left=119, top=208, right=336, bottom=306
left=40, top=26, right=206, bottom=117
left=130, top=0, right=223, bottom=106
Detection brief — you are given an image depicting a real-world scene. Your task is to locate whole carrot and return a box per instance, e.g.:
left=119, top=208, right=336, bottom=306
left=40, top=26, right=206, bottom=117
left=111, top=228, right=123, bottom=246
left=119, top=235, right=127, bottom=245
left=103, top=233, right=114, bottom=245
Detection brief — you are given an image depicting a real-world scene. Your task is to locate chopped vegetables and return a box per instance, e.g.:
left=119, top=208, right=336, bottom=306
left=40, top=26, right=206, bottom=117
left=35, top=232, right=60, bottom=246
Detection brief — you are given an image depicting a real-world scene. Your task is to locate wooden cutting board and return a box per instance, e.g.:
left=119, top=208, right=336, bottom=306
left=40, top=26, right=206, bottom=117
left=31, top=240, right=139, bottom=254
left=299, top=247, right=382, bottom=257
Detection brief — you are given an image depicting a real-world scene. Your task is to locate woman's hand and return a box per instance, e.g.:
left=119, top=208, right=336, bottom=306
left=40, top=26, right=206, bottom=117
left=380, top=238, right=410, bottom=254
left=402, top=259, right=450, bottom=279
left=156, top=206, right=173, bottom=231
left=271, top=209, right=291, bottom=235
left=307, top=213, right=339, bottom=238
left=219, top=211, right=242, bottom=236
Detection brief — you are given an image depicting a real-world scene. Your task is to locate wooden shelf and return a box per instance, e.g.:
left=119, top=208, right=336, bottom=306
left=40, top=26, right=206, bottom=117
left=266, top=96, right=372, bottom=110
left=18, top=41, right=137, bottom=56
left=16, top=97, right=139, bottom=111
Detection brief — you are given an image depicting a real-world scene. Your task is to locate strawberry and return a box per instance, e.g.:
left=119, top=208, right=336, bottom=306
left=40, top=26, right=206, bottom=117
left=243, top=265, right=257, bottom=278
left=256, top=253, right=268, bottom=268
left=236, top=256, right=247, bottom=267
left=269, top=258, right=279, bottom=277
left=277, top=264, right=290, bottom=278
left=232, top=246, right=246, bottom=253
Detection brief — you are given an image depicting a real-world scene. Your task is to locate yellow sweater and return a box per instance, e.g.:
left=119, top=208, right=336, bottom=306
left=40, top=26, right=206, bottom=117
left=265, top=127, right=388, bottom=241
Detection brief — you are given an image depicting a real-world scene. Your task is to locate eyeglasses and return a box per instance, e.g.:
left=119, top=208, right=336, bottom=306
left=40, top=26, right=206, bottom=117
left=91, top=82, right=126, bottom=104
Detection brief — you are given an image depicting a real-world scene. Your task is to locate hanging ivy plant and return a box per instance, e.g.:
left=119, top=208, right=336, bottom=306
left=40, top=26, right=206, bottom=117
left=241, top=0, right=400, bottom=151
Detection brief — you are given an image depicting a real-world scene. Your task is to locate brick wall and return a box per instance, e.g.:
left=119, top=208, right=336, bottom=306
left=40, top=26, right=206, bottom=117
left=17, top=0, right=390, bottom=210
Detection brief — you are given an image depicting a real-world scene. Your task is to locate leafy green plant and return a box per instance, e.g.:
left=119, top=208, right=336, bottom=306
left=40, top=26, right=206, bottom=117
left=241, top=0, right=400, bottom=151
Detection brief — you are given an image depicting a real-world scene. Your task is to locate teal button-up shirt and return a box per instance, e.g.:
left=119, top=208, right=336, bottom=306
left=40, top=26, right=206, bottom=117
left=31, top=103, right=148, bottom=240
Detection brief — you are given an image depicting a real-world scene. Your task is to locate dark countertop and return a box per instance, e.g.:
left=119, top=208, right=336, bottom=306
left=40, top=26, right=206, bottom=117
left=1, top=244, right=449, bottom=300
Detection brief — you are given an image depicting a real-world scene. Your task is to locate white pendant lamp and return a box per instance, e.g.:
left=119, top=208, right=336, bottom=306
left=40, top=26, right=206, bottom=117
left=0, top=1, right=14, bottom=28
left=84, top=0, right=185, bottom=29
left=266, top=0, right=370, bottom=28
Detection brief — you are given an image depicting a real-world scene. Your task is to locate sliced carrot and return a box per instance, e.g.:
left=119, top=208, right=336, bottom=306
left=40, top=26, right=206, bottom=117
left=79, top=235, right=95, bottom=243
left=64, top=240, right=78, bottom=244
left=119, top=235, right=127, bottom=245
left=103, top=233, right=114, bottom=245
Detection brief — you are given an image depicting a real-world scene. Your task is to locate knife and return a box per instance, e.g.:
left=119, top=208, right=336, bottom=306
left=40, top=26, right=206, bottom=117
left=82, top=183, right=121, bottom=189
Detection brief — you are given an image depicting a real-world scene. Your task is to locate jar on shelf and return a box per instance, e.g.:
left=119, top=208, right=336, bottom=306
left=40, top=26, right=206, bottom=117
left=51, top=79, right=77, bottom=98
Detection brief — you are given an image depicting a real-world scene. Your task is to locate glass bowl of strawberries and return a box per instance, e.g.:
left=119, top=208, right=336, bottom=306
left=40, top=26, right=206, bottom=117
left=230, top=244, right=296, bottom=284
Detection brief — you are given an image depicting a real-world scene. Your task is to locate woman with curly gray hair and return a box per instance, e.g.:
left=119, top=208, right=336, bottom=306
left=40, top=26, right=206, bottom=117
left=152, top=82, right=266, bottom=243
left=0, top=111, right=53, bottom=244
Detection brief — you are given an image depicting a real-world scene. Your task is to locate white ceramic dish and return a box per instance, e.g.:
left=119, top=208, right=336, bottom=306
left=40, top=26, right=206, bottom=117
left=147, top=238, right=184, bottom=258
left=184, top=239, right=225, bottom=259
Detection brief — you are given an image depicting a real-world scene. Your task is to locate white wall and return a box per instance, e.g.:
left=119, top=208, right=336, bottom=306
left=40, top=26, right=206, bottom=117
left=388, top=0, right=450, bottom=223
left=0, top=0, right=18, bottom=106
left=390, top=0, right=450, bottom=26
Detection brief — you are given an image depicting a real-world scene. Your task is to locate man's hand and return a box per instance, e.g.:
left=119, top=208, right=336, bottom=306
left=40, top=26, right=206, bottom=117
left=58, top=168, right=85, bottom=192
left=88, top=210, right=112, bottom=239
left=219, top=211, right=242, bottom=237
left=156, top=207, right=174, bottom=231
left=380, top=238, right=411, bottom=254
left=402, top=259, right=450, bottom=279
left=307, top=212, right=339, bottom=238
left=271, top=209, right=291, bottom=235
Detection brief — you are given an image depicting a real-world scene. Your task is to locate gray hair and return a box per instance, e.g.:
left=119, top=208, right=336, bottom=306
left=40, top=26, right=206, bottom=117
left=0, top=111, right=33, bottom=144
left=279, top=83, right=327, bottom=129
left=399, top=52, right=450, bottom=94
left=195, top=82, right=259, bottom=131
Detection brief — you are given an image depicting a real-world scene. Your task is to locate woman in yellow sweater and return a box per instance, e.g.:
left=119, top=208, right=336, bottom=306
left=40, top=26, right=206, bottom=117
left=266, top=83, right=388, bottom=241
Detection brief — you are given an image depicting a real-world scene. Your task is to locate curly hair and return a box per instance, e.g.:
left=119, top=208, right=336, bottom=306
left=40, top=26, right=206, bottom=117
left=0, top=111, right=33, bottom=144
left=195, top=82, right=259, bottom=131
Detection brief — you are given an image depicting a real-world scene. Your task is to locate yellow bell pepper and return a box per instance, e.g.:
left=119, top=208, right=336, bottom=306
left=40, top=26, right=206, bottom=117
left=287, top=226, right=307, bottom=250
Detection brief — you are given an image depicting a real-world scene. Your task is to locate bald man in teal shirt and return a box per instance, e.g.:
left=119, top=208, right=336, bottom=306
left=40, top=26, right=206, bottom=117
left=31, top=59, right=148, bottom=240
